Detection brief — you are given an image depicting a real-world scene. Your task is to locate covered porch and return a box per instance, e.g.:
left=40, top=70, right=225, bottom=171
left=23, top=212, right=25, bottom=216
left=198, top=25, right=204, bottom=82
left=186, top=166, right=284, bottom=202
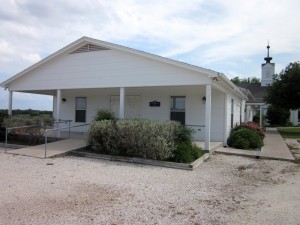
left=7, top=84, right=228, bottom=151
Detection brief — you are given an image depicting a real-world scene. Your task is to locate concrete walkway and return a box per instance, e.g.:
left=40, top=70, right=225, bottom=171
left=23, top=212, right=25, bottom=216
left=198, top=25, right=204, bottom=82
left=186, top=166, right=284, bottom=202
left=5, top=138, right=86, bottom=158
left=215, top=128, right=295, bottom=161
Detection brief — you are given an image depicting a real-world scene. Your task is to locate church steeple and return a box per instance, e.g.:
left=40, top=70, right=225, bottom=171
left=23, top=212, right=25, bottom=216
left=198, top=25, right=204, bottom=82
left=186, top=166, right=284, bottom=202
left=261, top=42, right=275, bottom=86
left=264, top=42, right=272, bottom=63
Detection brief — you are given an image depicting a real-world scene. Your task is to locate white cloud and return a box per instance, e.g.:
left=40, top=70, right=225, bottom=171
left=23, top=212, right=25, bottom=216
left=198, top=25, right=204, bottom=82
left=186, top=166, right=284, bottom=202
left=21, top=53, right=41, bottom=63
left=0, top=0, right=300, bottom=109
left=0, top=40, right=16, bottom=63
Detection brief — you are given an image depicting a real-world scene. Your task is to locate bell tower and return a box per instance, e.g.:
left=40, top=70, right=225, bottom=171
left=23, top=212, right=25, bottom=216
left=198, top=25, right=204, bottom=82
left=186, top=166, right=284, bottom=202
left=261, top=43, right=275, bottom=86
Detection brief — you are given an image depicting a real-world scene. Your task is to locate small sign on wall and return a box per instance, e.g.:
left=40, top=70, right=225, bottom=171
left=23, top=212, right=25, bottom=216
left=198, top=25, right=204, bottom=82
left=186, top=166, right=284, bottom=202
left=149, top=101, right=160, bottom=107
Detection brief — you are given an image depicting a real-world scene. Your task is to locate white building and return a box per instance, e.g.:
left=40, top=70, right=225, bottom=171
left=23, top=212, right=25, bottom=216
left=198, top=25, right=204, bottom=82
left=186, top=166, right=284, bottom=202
left=238, top=44, right=299, bottom=126
left=0, top=37, right=248, bottom=150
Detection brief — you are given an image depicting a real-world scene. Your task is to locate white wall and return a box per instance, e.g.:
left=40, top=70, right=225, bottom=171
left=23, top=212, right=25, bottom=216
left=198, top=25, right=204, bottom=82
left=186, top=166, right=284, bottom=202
left=55, top=85, right=225, bottom=141
left=290, top=109, right=299, bottom=125
left=261, top=63, right=275, bottom=86
left=210, top=88, right=226, bottom=141
left=9, top=50, right=212, bottom=91
left=224, top=92, right=243, bottom=144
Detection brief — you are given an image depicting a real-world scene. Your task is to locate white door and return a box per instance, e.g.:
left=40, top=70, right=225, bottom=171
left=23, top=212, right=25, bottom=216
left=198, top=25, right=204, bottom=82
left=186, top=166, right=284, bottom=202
left=110, top=96, right=141, bottom=119
left=111, top=96, right=120, bottom=118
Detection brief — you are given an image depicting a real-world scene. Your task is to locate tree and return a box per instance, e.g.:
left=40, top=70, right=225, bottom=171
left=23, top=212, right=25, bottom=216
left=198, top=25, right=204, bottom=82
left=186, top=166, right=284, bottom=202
left=231, top=76, right=260, bottom=84
left=266, top=105, right=290, bottom=126
left=265, top=62, right=300, bottom=110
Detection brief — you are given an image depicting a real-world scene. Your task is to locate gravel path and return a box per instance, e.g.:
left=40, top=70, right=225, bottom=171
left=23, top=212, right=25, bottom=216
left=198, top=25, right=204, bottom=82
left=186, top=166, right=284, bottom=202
left=0, top=148, right=299, bottom=225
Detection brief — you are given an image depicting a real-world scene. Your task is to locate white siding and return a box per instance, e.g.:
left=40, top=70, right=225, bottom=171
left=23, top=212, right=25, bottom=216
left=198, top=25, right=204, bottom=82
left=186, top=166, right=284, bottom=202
left=224, top=93, right=243, bottom=144
left=261, top=63, right=275, bottom=86
left=210, top=89, right=226, bottom=141
left=9, top=50, right=211, bottom=91
left=56, top=86, right=224, bottom=141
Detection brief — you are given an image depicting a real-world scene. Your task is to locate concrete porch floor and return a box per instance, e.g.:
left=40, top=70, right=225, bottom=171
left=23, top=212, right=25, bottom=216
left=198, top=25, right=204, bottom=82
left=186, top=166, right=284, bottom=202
left=4, top=130, right=223, bottom=158
left=5, top=138, right=86, bottom=158
left=5, top=128, right=293, bottom=161
left=214, top=128, right=295, bottom=161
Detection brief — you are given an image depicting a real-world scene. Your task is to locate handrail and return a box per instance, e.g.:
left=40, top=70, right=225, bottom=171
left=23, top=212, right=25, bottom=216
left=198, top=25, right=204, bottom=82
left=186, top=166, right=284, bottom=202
left=53, top=120, right=72, bottom=125
left=44, top=123, right=90, bottom=158
left=5, top=125, right=42, bottom=153
left=6, top=125, right=40, bottom=130
left=4, top=122, right=90, bottom=158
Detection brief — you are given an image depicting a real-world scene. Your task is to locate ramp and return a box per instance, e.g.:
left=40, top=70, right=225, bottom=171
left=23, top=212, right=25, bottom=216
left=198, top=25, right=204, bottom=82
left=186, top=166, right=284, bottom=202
left=6, top=139, right=86, bottom=158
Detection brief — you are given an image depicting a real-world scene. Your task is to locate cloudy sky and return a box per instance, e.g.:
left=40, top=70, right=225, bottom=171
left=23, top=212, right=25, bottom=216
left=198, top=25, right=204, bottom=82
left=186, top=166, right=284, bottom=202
left=1, top=0, right=299, bottom=110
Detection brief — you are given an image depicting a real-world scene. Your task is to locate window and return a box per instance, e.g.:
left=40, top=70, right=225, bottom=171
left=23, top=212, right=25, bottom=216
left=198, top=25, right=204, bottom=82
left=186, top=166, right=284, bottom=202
left=75, top=97, right=86, bottom=122
left=170, top=96, right=185, bottom=125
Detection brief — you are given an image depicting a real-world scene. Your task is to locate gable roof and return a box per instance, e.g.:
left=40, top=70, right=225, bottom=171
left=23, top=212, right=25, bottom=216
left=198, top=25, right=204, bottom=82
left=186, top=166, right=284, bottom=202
left=1, top=37, right=215, bottom=87
left=0, top=36, right=246, bottom=99
left=236, top=83, right=268, bottom=104
left=236, top=83, right=267, bottom=98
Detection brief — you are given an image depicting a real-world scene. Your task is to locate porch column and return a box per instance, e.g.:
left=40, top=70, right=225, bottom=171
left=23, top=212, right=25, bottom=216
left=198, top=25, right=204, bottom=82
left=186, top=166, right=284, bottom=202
left=205, top=84, right=211, bottom=152
left=56, top=89, right=61, bottom=121
left=56, top=89, right=61, bottom=137
left=223, top=93, right=228, bottom=145
left=259, top=105, right=263, bottom=127
left=119, top=87, right=125, bottom=119
left=8, top=91, right=13, bottom=117
left=241, top=100, right=246, bottom=123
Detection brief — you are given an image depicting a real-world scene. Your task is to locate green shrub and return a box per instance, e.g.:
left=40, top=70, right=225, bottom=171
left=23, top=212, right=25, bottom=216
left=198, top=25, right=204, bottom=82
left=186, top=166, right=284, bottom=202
left=87, top=119, right=179, bottom=160
left=94, top=109, right=116, bottom=121
left=0, top=111, right=8, bottom=141
left=87, top=119, right=204, bottom=162
left=174, top=125, right=194, bottom=143
left=169, top=143, right=203, bottom=163
left=227, top=127, right=263, bottom=150
left=266, top=105, right=290, bottom=126
left=231, top=122, right=265, bottom=138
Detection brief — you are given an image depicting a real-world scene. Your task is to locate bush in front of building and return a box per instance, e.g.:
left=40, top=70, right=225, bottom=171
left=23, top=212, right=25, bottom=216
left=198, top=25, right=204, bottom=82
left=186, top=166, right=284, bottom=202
left=227, top=127, right=264, bottom=150
left=0, top=111, right=8, bottom=141
left=231, top=122, right=265, bottom=138
left=87, top=118, right=204, bottom=163
left=169, top=142, right=203, bottom=163
left=94, top=109, right=117, bottom=121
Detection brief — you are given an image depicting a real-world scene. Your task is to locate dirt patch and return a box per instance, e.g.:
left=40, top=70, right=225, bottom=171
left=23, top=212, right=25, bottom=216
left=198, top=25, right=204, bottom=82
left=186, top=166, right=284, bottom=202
left=0, top=148, right=299, bottom=224
left=285, top=138, right=300, bottom=162
left=0, top=183, right=127, bottom=224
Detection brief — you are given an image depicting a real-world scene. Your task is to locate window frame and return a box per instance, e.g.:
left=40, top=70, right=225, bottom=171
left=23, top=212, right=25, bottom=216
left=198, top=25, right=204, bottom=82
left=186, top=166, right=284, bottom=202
left=75, top=97, right=86, bottom=123
left=170, top=96, right=186, bottom=125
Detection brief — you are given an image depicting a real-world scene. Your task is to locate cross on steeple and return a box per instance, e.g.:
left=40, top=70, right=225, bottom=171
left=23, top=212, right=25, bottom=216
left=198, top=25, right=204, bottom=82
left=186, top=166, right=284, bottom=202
left=264, top=42, right=272, bottom=63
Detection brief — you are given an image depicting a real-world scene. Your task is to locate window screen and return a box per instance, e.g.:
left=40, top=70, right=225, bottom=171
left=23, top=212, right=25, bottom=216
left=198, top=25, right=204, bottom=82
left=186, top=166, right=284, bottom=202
left=75, top=97, right=86, bottom=122
left=170, top=96, right=185, bottom=125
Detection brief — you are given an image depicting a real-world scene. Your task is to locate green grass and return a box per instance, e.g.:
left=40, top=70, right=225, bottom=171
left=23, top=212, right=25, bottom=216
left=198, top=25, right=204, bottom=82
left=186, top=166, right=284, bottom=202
left=277, top=127, right=300, bottom=139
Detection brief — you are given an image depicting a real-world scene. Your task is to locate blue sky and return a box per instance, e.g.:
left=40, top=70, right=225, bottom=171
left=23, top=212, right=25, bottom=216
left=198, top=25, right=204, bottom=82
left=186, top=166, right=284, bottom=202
left=1, top=0, right=300, bottom=110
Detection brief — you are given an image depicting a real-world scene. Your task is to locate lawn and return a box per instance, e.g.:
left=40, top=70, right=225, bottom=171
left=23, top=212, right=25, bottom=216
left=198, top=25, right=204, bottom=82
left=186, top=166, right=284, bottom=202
left=277, top=127, right=300, bottom=139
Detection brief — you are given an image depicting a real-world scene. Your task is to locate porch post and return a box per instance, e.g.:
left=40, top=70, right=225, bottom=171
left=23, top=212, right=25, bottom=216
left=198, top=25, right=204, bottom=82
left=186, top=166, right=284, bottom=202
left=56, top=89, right=61, bottom=137
left=56, top=89, right=61, bottom=121
left=119, top=87, right=125, bottom=119
left=241, top=100, right=246, bottom=123
left=223, top=93, right=228, bottom=146
left=8, top=91, right=13, bottom=117
left=205, top=84, right=211, bottom=152
left=259, top=105, right=263, bottom=127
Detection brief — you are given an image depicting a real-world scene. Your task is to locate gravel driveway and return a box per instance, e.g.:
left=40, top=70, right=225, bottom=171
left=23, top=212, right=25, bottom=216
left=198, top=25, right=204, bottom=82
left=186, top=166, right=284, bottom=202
left=0, top=148, right=299, bottom=225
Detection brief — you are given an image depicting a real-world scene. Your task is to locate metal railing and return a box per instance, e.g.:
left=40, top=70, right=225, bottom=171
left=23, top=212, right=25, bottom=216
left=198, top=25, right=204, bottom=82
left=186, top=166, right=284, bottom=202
left=43, top=123, right=89, bottom=158
left=5, top=122, right=90, bottom=158
left=5, top=125, right=40, bottom=153
left=53, top=120, right=73, bottom=138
